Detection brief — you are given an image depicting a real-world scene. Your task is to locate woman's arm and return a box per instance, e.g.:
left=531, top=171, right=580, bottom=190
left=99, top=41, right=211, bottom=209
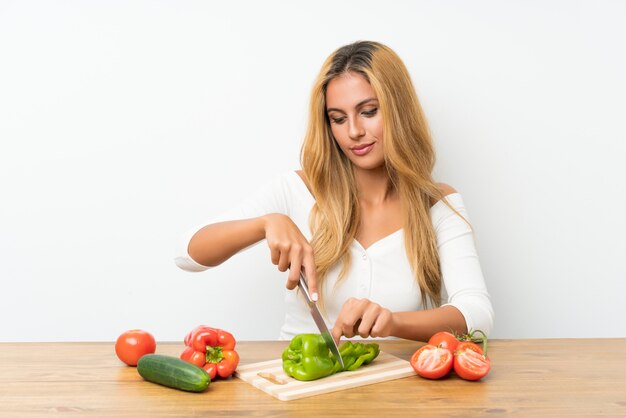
left=187, top=217, right=266, bottom=267
left=331, top=299, right=467, bottom=343
left=390, top=306, right=467, bottom=341
left=174, top=172, right=320, bottom=296
left=182, top=213, right=320, bottom=296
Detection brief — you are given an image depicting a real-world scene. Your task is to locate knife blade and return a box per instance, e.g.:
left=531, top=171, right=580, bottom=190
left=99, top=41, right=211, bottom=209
left=297, top=270, right=345, bottom=370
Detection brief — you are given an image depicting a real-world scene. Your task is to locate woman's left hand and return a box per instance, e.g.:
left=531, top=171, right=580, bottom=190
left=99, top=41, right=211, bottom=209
left=331, top=298, right=395, bottom=343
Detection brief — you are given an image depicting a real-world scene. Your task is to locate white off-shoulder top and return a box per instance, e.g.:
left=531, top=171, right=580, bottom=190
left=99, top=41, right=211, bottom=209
left=175, top=171, right=494, bottom=340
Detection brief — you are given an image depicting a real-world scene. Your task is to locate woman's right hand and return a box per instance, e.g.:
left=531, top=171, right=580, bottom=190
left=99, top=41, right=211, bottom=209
left=262, top=213, right=318, bottom=300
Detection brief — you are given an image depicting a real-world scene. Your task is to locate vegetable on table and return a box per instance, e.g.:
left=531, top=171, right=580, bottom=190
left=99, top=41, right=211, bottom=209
left=428, top=331, right=459, bottom=353
left=282, top=334, right=380, bottom=381
left=137, top=354, right=210, bottom=392
left=411, top=329, right=491, bottom=381
left=339, top=341, right=380, bottom=371
left=410, top=344, right=454, bottom=379
left=282, top=334, right=342, bottom=381
left=180, top=325, right=240, bottom=380
left=454, top=341, right=491, bottom=381
left=115, top=329, right=156, bottom=366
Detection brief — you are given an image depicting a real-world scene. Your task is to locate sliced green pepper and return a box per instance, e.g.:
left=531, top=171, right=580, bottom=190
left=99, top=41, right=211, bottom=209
left=282, top=334, right=380, bottom=381
left=338, top=341, right=380, bottom=371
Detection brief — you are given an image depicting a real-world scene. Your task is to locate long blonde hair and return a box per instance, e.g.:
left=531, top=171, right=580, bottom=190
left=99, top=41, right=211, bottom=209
left=301, top=41, right=452, bottom=309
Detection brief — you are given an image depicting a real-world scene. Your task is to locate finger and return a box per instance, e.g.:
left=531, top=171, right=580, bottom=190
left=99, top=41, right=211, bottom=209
left=334, top=298, right=362, bottom=339
left=352, top=318, right=365, bottom=338
left=301, top=248, right=318, bottom=301
left=277, top=249, right=290, bottom=272
left=286, top=257, right=302, bottom=290
left=331, top=324, right=343, bottom=345
left=270, top=246, right=280, bottom=266
left=342, top=320, right=357, bottom=339
left=341, top=314, right=360, bottom=339
left=332, top=303, right=351, bottom=340
left=370, top=309, right=392, bottom=338
left=358, top=304, right=381, bottom=338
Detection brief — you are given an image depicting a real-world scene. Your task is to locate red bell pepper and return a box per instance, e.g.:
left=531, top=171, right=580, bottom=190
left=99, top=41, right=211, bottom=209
left=180, top=325, right=239, bottom=379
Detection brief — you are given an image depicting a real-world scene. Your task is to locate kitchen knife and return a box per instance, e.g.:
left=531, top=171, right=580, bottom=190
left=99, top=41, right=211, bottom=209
left=297, top=270, right=345, bottom=370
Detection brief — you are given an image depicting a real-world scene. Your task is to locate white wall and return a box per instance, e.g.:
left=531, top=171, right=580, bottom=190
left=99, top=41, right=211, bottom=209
left=1, top=0, right=625, bottom=342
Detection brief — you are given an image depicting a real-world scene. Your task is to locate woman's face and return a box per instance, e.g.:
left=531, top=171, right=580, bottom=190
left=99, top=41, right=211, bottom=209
left=325, top=72, right=384, bottom=170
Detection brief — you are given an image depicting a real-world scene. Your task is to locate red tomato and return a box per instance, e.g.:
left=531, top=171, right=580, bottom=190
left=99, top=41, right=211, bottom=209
left=115, top=329, right=156, bottom=366
left=454, top=342, right=490, bottom=381
left=457, top=341, right=483, bottom=355
left=410, top=344, right=453, bottom=379
left=428, top=331, right=459, bottom=353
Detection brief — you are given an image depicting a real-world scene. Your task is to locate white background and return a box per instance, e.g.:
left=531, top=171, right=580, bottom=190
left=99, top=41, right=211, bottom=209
left=1, top=1, right=625, bottom=342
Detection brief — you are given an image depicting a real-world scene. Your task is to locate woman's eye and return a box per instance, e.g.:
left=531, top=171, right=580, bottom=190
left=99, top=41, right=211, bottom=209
left=331, top=116, right=346, bottom=124
left=362, top=108, right=378, bottom=117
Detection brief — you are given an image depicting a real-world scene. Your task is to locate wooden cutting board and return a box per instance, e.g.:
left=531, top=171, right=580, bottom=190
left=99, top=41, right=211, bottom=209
left=235, top=351, right=415, bottom=401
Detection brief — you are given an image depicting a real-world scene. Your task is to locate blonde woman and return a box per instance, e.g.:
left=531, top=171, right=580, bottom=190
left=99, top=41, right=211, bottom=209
left=175, top=41, right=494, bottom=343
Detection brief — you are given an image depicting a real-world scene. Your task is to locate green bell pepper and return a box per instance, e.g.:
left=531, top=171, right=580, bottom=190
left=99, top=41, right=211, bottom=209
left=282, top=334, right=380, bottom=381
left=338, top=340, right=380, bottom=371
left=282, top=334, right=343, bottom=381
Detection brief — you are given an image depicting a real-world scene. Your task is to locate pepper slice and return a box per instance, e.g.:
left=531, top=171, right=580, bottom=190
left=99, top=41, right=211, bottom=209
left=282, top=334, right=380, bottom=381
left=338, top=341, right=380, bottom=371
left=180, top=325, right=239, bottom=379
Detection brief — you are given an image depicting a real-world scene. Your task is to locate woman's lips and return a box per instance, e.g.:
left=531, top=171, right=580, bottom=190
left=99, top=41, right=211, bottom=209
left=351, top=142, right=375, bottom=156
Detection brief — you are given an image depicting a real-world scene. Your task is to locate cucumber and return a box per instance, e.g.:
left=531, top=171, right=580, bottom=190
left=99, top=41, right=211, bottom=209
left=137, top=354, right=210, bottom=392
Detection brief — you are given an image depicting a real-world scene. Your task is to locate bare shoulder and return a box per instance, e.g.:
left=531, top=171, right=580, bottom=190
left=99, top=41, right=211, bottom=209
left=295, top=170, right=313, bottom=194
left=437, top=182, right=457, bottom=197
left=430, top=183, right=458, bottom=207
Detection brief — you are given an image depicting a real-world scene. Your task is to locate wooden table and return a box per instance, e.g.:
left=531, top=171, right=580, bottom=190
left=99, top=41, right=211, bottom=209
left=1, top=339, right=625, bottom=417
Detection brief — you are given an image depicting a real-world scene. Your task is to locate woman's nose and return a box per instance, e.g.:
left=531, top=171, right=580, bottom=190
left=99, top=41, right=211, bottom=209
left=348, top=118, right=365, bottom=140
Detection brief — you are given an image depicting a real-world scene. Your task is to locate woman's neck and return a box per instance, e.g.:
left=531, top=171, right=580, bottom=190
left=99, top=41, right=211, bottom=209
left=354, top=166, right=397, bottom=205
